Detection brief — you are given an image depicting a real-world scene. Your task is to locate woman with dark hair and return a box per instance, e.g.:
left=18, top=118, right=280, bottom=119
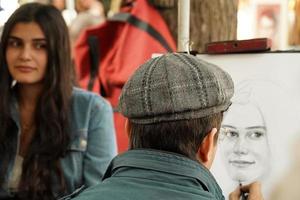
left=0, top=3, right=117, bottom=200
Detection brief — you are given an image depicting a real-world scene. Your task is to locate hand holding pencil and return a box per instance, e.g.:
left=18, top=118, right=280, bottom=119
left=229, top=181, right=264, bottom=200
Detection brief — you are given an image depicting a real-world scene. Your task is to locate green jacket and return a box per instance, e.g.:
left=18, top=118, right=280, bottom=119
left=73, top=149, right=225, bottom=200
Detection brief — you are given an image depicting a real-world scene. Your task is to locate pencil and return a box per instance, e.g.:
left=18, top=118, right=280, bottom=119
left=239, top=182, right=248, bottom=200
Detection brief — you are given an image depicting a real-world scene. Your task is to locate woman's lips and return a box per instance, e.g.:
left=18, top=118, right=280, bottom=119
left=15, top=66, right=35, bottom=73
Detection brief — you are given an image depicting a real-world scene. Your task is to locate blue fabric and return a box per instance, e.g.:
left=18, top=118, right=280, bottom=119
left=1, top=87, right=117, bottom=198
left=73, top=149, right=225, bottom=200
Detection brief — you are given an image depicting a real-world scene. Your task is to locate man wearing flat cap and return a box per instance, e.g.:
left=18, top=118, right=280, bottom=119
left=73, top=53, right=264, bottom=200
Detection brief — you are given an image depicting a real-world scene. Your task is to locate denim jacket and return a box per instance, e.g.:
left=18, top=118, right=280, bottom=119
left=0, top=87, right=117, bottom=199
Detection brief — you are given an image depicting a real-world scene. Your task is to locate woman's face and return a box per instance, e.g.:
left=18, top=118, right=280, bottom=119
left=219, top=103, right=270, bottom=183
left=6, top=22, right=47, bottom=86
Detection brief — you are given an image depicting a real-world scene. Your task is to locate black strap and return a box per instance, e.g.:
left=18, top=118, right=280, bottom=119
left=86, top=12, right=173, bottom=93
left=109, top=12, right=173, bottom=52
left=87, top=36, right=100, bottom=91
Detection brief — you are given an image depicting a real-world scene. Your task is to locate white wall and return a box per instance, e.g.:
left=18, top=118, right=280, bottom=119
left=0, top=0, right=19, bottom=26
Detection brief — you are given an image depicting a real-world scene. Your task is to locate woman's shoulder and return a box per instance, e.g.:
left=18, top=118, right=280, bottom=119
left=71, top=87, right=111, bottom=108
left=69, top=87, right=114, bottom=132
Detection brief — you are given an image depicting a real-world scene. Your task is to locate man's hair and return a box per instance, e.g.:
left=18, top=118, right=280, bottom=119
left=129, top=112, right=223, bottom=160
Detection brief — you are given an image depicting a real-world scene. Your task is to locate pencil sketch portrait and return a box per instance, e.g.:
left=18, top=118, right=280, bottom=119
left=218, top=81, right=271, bottom=185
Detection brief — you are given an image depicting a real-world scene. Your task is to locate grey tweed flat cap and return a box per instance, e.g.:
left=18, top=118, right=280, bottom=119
left=117, top=53, right=234, bottom=124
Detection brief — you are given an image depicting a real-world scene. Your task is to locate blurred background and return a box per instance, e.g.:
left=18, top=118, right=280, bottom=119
left=1, top=0, right=300, bottom=51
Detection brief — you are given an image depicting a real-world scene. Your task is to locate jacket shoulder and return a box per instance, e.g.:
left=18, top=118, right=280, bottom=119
left=72, top=87, right=111, bottom=109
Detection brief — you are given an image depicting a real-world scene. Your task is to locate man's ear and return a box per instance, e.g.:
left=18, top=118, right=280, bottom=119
left=125, top=118, right=131, bottom=137
left=197, top=128, right=218, bottom=169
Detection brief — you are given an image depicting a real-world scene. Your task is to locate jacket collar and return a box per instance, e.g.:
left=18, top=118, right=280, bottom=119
left=103, top=149, right=224, bottom=199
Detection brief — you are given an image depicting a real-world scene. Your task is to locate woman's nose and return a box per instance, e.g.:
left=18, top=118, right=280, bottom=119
left=19, top=45, right=31, bottom=61
left=233, top=137, right=249, bottom=155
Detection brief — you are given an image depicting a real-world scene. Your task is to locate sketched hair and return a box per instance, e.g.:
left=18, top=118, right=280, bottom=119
left=220, top=80, right=273, bottom=149
left=229, top=80, right=267, bottom=129
left=0, top=3, right=73, bottom=199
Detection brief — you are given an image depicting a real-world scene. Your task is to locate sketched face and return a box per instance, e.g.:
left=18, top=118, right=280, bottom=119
left=219, top=103, right=270, bottom=183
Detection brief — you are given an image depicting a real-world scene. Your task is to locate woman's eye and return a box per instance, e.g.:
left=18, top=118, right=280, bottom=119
left=8, top=40, right=21, bottom=47
left=34, top=42, right=46, bottom=49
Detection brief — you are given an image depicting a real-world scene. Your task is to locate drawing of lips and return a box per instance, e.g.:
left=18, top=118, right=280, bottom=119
left=229, top=160, right=255, bottom=168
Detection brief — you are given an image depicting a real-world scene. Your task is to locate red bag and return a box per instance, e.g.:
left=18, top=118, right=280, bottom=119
left=74, top=0, right=176, bottom=152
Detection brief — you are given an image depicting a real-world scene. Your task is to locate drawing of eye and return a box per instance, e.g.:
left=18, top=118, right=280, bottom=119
left=226, top=130, right=239, bottom=138
left=221, top=127, right=239, bottom=139
left=247, top=130, right=266, bottom=140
